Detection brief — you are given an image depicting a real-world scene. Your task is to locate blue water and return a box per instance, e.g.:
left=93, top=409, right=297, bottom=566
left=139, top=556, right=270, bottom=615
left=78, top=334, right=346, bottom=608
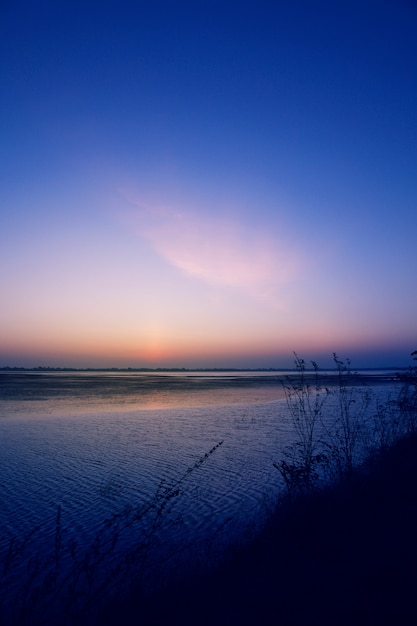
left=0, top=370, right=400, bottom=622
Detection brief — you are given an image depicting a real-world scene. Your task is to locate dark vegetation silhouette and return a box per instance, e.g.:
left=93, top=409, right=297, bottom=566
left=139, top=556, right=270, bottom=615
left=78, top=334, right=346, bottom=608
left=1, top=353, right=417, bottom=625
left=274, top=353, right=376, bottom=495
left=136, top=352, right=417, bottom=626
left=0, top=444, right=225, bottom=625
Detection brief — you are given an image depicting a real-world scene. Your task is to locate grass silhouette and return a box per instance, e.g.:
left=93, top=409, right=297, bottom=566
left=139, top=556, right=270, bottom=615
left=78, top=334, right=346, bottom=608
left=138, top=431, right=417, bottom=626
left=115, top=353, right=417, bottom=626
left=0, top=443, right=224, bottom=625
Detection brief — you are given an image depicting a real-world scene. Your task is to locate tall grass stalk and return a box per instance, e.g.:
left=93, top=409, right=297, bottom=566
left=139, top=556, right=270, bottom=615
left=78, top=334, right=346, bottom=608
left=396, top=350, right=417, bottom=434
left=273, top=354, right=329, bottom=496
left=321, top=354, right=372, bottom=479
left=0, top=441, right=223, bottom=626
left=275, top=351, right=417, bottom=497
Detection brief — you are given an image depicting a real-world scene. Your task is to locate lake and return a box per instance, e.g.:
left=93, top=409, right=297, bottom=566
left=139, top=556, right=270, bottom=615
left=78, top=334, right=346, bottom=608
left=0, top=370, right=400, bottom=623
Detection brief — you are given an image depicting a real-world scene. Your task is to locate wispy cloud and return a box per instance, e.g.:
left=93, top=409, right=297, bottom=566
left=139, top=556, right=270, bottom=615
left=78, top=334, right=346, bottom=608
left=123, top=197, right=300, bottom=303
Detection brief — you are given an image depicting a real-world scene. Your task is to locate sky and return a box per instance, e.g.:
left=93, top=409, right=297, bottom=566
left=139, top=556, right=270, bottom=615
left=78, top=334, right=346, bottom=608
left=1, top=0, right=416, bottom=369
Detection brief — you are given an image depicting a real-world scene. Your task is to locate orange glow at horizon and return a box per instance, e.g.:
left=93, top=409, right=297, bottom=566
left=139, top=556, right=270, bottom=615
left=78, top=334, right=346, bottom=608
left=2, top=319, right=413, bottom=369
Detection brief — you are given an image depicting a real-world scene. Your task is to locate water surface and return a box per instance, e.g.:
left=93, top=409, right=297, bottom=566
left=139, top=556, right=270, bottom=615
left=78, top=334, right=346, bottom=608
left=0, top=370, right=400, bottom=620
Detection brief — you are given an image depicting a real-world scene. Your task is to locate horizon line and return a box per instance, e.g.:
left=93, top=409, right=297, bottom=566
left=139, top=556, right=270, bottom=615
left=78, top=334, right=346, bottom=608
left=0, top=365, right=408, bottom=373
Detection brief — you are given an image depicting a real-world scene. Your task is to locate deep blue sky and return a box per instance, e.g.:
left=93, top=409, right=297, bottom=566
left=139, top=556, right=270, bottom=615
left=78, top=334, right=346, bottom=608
left=1, top=0, right=416, bottom=368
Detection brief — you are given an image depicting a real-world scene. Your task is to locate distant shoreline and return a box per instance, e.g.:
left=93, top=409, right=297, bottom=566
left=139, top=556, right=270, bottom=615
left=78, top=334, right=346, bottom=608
left=0, top=366, right=408, bottom=373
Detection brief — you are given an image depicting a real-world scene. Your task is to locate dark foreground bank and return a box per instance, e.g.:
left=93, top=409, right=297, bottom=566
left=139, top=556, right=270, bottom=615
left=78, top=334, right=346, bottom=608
left=102, top=432, right=417, bottom=626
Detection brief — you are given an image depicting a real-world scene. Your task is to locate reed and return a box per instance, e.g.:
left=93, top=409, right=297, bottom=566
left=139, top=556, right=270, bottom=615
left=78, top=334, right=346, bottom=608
left=274, top=351, right=417, bottom=497
left=0, top=442, right=223, bottom=626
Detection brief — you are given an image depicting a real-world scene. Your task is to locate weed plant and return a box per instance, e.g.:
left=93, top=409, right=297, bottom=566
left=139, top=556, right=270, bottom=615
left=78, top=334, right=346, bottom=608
left=395, top=350, right=417, bottom=433
left=274, top=351, right=417, bottom=498
left=0, top=442, right=223, bottom=626
left=273, top=354, right=329, bottom=495
left=321, top=354, right=372, bottom=479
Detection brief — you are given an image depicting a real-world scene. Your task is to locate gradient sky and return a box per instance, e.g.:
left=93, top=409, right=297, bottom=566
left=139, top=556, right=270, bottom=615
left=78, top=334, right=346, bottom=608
left=1, top=0, right=416, bottom=369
